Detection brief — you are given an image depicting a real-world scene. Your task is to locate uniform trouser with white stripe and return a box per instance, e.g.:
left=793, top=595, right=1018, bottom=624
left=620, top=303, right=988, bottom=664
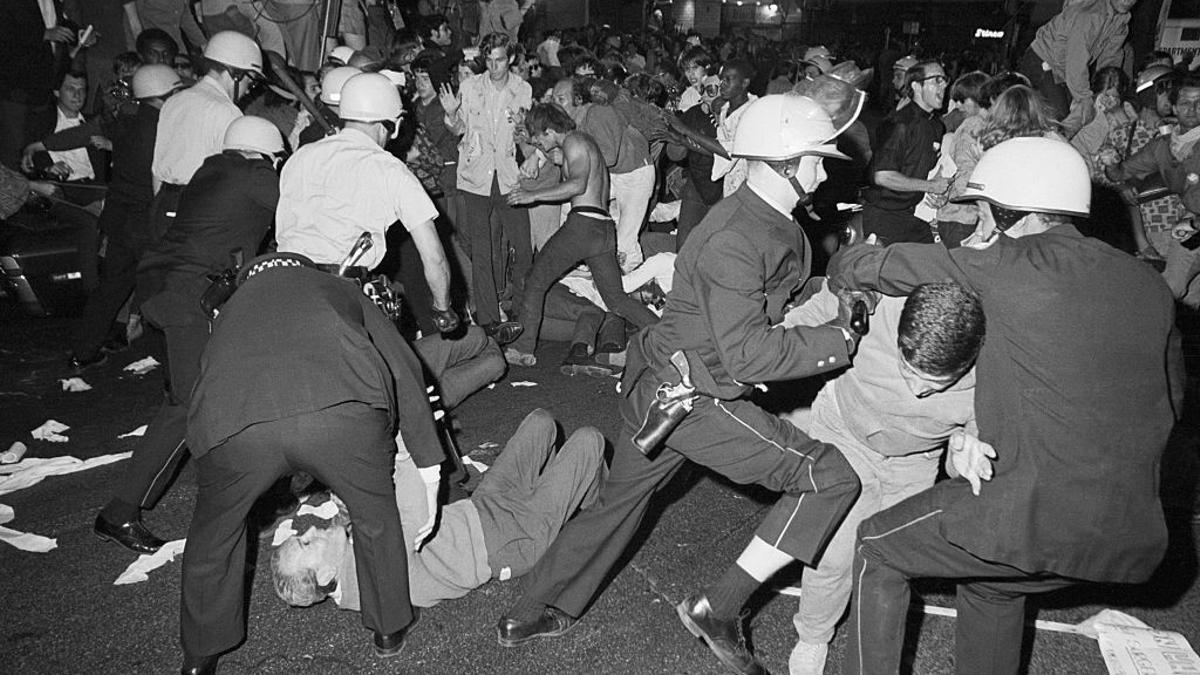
left=845, top=484, right=1074, bottom=675
left=103, top=322, right=209, bottom=523
left=506, top=370, right=860, bottom=621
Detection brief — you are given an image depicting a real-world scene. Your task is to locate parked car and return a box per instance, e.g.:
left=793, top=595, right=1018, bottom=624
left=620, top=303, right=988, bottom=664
left=1, top=189, right=102, bottom=317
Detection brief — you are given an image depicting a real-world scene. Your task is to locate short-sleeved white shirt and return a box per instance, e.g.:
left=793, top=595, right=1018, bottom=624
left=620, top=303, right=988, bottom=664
left=275, top=127, right=439, bottom=269
left=152, top=76, right=241, bottom=185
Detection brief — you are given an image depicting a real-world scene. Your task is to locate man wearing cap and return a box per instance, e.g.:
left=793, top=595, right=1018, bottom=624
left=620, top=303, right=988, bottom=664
left=93, top=116, right=284, bottom=554
left=295, top=65, right=360, bottom=147
left=178, top=250, right=442, bottom=675
left=150, top=31, right=262, bottom=238
left=862, top=60, right=950, bottom=245
left=828, top=137, right=1176, bottom=674
left=275, top=71, right=455, bottom=331
left=496, top=95, right=864, bottom=675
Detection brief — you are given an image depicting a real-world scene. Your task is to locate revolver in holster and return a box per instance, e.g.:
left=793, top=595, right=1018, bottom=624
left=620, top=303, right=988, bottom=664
left=633, top=350, right=699, bottom=458
left=200, top=249, right=244, bottom=320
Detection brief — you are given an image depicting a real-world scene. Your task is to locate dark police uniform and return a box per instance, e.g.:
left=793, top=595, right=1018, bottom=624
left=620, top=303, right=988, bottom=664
left=828, top=228, right=1177, bottom=674
left=506, top=184, right=862, bottom=622
left=862, top=102, right=943, bottom=244
left=181, top=255, right=446, bottom=659
left=97, top=151, right=279, bottom=528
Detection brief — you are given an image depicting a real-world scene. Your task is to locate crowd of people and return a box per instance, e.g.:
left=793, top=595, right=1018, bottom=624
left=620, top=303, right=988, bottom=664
left=2, top=0, right=1199, bottom=673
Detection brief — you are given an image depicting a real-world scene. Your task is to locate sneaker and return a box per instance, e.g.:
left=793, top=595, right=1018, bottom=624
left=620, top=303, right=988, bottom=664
left=560, top=344, right=615, bottom=378
left=504, top=347, right=537, bottom=366
left=788, top=640, right=828, bottom=675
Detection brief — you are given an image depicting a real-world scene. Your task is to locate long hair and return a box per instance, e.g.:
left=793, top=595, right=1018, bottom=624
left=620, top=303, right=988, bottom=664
left=978, top=85, right=1055, bottom=150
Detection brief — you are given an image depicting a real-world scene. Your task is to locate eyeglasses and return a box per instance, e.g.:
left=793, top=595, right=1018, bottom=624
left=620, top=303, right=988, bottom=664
left=920, top=75, right=948, bottom=85
left=701, top=84, right=721, bottom=96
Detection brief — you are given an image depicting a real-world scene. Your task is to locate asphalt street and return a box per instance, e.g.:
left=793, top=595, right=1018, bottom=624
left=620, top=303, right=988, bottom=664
left=2, top=300, right=1199, bottom=675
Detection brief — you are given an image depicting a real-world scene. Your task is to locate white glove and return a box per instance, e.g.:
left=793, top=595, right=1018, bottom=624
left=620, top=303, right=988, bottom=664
left=413, top=464, right=441, bottom=550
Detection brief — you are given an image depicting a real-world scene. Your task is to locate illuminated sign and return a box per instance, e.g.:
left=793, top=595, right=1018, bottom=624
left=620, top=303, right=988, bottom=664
left=975, top=28, right=1005, bottom=39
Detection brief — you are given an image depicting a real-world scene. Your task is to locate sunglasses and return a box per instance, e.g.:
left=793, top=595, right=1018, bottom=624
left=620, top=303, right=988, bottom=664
left=701, top=83, right=721, bottom=96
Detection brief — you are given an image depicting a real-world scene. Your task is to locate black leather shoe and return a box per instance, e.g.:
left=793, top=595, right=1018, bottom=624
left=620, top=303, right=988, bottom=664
left=374, top=609, right=419, bottom=658
left=676, top=593, right=768, bottom=675
left=68, top=352, right=108, bottom=372
left=560, top=344, right=616, bottom=378
left=496, top=607, right=576, bottom=647
left=180, top=654, right=218, bottom=675
left=483, top=321, right=524, bottom=346
left=93, top=513, right=166, bottom=554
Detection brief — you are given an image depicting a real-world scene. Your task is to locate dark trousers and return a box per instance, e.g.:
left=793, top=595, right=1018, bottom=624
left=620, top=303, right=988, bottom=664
left=511, top=209, right=658, bottom=355
left=845, top=483, right=1074, bottom=675
left=507, top=363, right=860, bottom=620
left=181, top=402, right=411, bottom=657
left=0, top=94, right=53, bottom=170
left=412, top=326, right=505, bottom=409
left=459, top=177, right=532, bottom=325
left=1018, top=49, right=1070, bottom=122
left=541, top=284, right=626, bottom=350
left=71, top=198, right=151, bottom=359
left=675, top=181, right=714, bottom=251
left=102, top=322, right=210, bottom=522
left=149, top=183, right=185, bottom=239
left=862, top=204, right=934, bottom=245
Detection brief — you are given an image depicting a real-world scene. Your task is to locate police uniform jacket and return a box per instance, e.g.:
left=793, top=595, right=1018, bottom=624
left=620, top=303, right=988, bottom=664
left=639, top=184, right=851, bottom=400
left=828, top=226, right=1176, bottom=583
left=187, top=262, right=445, bottom=471
left=138, top=151, right=279, bottom=328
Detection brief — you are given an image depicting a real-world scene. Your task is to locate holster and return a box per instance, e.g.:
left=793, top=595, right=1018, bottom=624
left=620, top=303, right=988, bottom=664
left=632, top=350, right=698, bottom=458
left=362, top=274, right=403, bottom=322
left=199, top=249, right=245, bottom=320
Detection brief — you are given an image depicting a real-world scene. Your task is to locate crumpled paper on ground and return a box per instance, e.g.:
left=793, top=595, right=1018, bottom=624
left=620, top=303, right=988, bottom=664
left=510, top=381, right=537, bottom=387
left=462, top=457, right=490, bottom=473
left=0, top=452, right=132, bottom=496
left=60, top=377, right=92, bottom=392
left=0, top=503, right=57, bottom=552
left=118, top=425, right=148, bottom=439
left=113, top=539, right=186, bottom=585
left=31, top=420, right=70, bottom=442
left=123, top=356, right=160, bottom=375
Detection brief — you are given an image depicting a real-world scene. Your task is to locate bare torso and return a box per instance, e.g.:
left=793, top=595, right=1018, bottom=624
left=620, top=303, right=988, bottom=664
left=562, top=130, right=609, bottom=211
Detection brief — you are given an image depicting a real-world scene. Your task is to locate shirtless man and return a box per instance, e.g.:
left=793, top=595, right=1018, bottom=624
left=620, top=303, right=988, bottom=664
left=504, top=103, right=659, bottom=370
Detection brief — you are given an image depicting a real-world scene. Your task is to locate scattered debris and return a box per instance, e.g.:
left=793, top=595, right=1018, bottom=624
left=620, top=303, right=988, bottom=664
left=60, top=377, right=92, bottom=392
left=0, top=452, right=131, bottom=496
left=462, top=457, right=491, bottom=473
left=118, top=425, right=148, bottom=439
left=476, top=442, right=500, bottom=450
left=1, top=442, right=28, bottom=464
left=0, top=503, right=56, bottom=553
left=30, top=420, right=69, bottom=443
left=122, top=356, right=161, bottom=376
left=113, top=539, right=187, bottom=585
left=510, top=381, right=538, bottom=387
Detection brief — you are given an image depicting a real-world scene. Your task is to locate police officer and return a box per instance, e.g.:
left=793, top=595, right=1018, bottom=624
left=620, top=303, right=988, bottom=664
left=829, top=138, right=1177, bottom=674
left=150, top=31, right=262, bottom=238
left=295, top=65, right=360, bottom=148
left=93, top=116, right=284, bottom=553
left=275, top=72, right=457, bottom=331
left=496, top=95, right=865, bottom=674
left=179, top=252, right=443, bottom=675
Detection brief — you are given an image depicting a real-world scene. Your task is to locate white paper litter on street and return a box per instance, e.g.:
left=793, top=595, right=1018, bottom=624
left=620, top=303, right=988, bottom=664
left=462, top=457, right=490, bottom=473
left=0, top=503, right=57, bottom=552
left=1097, top=622, right=1200, bottom=674
left=31, top=420, right=70, bottom=443
left=113, top=539, right=186, bottom=585
left=122, top=356, right=161, bottom=375
left=1, top=442, right=28, bottom=464
left=60, top=377, right=92, bottom=392
left=476, top=442, right=499, bottom=450
left=0, top=452, right=132, bottom=496
left=118, top=425, right=148, bottom=439
left=510, top=381, right=538, bottom=387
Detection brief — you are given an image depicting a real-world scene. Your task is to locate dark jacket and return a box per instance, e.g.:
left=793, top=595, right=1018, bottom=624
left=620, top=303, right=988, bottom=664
left=138, top=151, right=279, bottom=328
left=187, top=262, right=445, bottom=470
left=43, top=103, right=159, bottom=204
left=641, top=184, right=850, bottom=400
left=828, top=227, right=1176, bottom=583
left=0, top=0, right=74, bottom=99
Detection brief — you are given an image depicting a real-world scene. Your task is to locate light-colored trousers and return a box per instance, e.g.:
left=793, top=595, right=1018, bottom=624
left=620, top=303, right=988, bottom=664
left=790, top=390, right=941, bottom=645
left=609, top=163, right=656, bottom=271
